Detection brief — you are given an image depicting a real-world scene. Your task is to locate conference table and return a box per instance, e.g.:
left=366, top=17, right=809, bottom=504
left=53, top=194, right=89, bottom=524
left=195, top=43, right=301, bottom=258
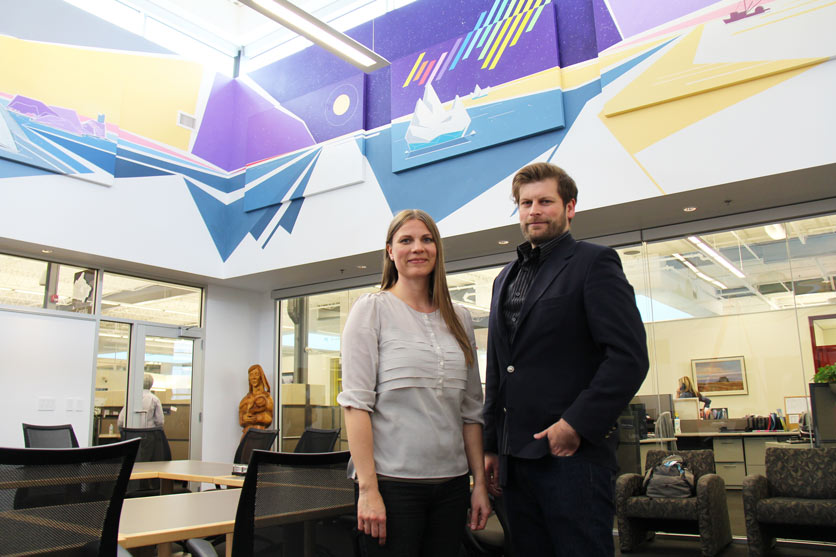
left=120, top=460, right=355, bottom=557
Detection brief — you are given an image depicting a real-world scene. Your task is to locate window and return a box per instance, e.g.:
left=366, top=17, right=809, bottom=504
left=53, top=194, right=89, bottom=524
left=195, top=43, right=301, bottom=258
left=0, top=253, right=96, bottom=314
left=101, top=273, right=202, bottom=327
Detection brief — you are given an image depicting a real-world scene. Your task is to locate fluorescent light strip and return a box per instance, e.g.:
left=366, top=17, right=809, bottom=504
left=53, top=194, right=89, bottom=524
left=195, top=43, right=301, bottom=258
left=672, top=253, right=727, bottom=290
left=687, top=236, right=746, bottom=279
left=242, top=0, right=389, bottom=72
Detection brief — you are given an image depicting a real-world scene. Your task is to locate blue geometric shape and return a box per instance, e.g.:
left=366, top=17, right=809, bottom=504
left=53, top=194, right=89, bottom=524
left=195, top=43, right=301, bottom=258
left=243, top=148, right=320, bottom=212
left=288, top=150, right=320, bottom=201
left=243, top=150, right=301, bottom=184
left=278, top=198, right=304, bottom=234
left=114, top=156, right=173, bottom=178
left=118, top=149, right=239, bottom=193
left=33, top=129, right=115, bottom=174
left=183, top=178, right=262, bottom=262
left=249, top=205, right=282, bottom=239
left=0, top=157, right=55, bottom=178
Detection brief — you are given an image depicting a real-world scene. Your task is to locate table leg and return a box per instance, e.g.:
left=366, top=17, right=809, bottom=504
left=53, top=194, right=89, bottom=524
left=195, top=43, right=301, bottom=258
left=156, top=543, right=172, bottom=557
left=225, top=533, right=233, bottom=557
left=303, top=521, right=315, bottom=557
left=160, top=478, right=174, bottom=495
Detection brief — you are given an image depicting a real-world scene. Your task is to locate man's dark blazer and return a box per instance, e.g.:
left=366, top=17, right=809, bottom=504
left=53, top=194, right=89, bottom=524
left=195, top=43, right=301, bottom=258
left=483, top=234, right=649, bottom=472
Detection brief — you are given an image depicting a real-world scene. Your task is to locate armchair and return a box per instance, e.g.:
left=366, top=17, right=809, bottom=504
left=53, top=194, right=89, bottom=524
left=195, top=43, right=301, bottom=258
left=615, top=449, right=731, bottom=556
left=742, top=447, right=836, bottom=556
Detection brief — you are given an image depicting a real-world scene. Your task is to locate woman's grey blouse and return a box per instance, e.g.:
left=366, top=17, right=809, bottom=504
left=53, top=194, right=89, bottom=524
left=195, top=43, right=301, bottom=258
left=337, top=290, right=484, bottom=479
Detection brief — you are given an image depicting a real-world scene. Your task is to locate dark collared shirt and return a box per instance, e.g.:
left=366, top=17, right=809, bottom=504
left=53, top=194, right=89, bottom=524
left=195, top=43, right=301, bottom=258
left=502, top=231, right=569, bottom=337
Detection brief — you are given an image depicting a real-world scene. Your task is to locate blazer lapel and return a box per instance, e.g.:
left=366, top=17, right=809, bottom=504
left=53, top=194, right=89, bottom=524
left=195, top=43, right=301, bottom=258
left=513, top=235, right=577, bottom=339
left=490, top=262, right=515, bottom=363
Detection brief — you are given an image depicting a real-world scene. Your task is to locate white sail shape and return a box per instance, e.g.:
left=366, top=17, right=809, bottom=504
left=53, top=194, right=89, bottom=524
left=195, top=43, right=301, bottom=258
left=0, top=107, right=19, bottom=154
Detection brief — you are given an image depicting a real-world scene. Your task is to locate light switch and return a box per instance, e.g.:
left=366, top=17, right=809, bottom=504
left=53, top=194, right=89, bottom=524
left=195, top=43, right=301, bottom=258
left=38, top=397, right=56, bottom=411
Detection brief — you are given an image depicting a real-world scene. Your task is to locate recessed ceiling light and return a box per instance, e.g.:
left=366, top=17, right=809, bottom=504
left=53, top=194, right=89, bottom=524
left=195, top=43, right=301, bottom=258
left=41, top=249, right=53, bottom=254
left=497, top=240, right=510, bottom=245
left=356, top=265, right=367, bottom=269
left=683, top=206, right=697, bottom=212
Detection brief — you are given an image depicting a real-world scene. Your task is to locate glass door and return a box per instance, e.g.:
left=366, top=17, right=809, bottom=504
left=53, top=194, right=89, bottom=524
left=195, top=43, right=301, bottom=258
left=96, top=323, right=202, bottom=458
left=127, top=325, right=201, bottom=460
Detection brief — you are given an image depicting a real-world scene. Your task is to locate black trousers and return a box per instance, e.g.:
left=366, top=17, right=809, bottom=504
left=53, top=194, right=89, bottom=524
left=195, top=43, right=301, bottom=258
left=503, top=455, right=616, bottom=557
left=355, top=474, right=469, bottom=557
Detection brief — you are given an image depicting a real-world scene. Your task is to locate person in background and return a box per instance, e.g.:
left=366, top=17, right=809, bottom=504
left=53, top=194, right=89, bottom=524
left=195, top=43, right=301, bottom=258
left=338, top=209, right=490, bottom=556
left=117, top=373, right=164, bottom=429
left=677, top=375, right=711, bottom=416
left=483, top=162, right=649, bottom=556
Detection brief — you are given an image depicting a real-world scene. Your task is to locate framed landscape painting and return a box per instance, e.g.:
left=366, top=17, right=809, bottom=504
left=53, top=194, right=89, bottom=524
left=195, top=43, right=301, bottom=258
left=691, top=356, right=748, bottom=396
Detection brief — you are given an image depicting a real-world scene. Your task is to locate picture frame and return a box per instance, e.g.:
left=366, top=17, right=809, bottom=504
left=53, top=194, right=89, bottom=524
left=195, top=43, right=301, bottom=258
left=691, top=356, right=748, bottom=396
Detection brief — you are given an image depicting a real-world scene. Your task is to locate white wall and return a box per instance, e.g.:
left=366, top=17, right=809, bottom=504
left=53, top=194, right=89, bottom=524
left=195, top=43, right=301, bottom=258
left=0, top=309, right=96, bottom=447
left=201, top=284, right=275, bottom=462
left=638, top=303, right=834, bottom=418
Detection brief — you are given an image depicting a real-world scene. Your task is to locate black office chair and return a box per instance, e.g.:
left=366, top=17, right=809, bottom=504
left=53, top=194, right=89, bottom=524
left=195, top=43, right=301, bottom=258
left=121, top=426, right=188, bottom=496
left=234, top=428, right=278, bottom=464
left=187, top=450, right=354, bottom=557
left=22, top=422, right=79, bottom=448
left=0, top=438, right=139, bottom=556
left=294, top=427, right=340, bottom=453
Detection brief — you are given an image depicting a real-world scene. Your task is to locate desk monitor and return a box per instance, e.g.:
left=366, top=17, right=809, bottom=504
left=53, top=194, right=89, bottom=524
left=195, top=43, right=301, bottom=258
left=809, top=383, right=836, bottom=448
left=674, top=398, right=700, bottom=420
left=631, top=394, right=674, bottom=421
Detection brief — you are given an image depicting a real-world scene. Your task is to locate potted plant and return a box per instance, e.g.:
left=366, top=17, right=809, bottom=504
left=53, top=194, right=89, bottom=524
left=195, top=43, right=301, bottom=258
left=812, top=363, right=836, bottom=394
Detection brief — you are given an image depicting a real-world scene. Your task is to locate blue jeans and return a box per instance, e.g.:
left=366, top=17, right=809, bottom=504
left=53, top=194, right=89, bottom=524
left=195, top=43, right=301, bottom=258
left=504, top=455, right=615, bottom=557
left=355, top=475, right=469, bottom=557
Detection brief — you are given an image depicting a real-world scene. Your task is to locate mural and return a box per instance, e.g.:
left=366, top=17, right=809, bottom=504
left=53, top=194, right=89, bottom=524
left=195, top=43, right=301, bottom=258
left=0, top=0, right=834, bottom=278
left=390, top=1, right=563, bottom=171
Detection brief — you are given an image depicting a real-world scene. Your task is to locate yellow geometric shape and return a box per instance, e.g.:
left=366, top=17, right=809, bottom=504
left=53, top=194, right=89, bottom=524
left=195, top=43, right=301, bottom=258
left=490, top=12, right=524, bottom=70
left=403, top=52, right=425, bottom=88
left=600, top=63, right=820, bottom=168
left=0, top=36, right=204, bottom=151
left=482, top=16, right=513, bottom=69
left=603, top=25, right=825, bottom=117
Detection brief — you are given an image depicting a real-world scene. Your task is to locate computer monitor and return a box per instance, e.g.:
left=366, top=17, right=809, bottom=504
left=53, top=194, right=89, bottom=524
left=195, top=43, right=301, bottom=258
left=631, top=394, right=674, bottom=421
left=809, top=383, right=836, bottom=447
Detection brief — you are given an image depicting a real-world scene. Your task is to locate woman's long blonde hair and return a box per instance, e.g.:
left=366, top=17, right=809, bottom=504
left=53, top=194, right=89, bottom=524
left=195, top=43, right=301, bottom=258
left=381, top=210, right=475, bottom=367
left=679, top=376, right=700, bottom=398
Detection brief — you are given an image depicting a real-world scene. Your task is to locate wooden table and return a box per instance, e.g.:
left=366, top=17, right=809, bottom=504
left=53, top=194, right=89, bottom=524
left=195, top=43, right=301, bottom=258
left=130, top=460, right=240, bottom=494
left=119, top=467, right=354, bottom=557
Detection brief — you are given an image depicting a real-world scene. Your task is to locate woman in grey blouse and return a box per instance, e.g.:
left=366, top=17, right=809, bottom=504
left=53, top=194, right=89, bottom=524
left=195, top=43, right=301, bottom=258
left=338, top=209, right=490, bottom=556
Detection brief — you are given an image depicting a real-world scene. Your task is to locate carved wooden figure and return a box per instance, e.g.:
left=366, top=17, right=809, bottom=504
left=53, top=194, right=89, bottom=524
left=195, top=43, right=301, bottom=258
left=239, top=364, right=274, bottom=434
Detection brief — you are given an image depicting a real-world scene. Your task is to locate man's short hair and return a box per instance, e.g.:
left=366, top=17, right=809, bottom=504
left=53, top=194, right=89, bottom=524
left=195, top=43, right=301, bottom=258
left=143, top=373, right=154, bottom=390
left=512, top=162, right=578, bottom=205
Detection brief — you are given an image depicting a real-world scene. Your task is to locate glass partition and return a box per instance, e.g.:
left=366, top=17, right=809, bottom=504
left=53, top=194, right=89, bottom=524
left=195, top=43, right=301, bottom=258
left=101, top=272, right=202, bottom=326
left=0, top=253, right=96, bottom=313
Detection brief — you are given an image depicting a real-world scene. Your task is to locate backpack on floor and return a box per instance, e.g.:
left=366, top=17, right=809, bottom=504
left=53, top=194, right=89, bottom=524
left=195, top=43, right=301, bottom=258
left=642, top=454, right=695, bottom=498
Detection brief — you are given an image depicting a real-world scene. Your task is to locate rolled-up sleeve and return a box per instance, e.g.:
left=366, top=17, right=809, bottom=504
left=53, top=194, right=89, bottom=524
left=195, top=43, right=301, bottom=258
left=457, top=306, right=484, bottom=425
left=337, top=294, right=379, bottom=413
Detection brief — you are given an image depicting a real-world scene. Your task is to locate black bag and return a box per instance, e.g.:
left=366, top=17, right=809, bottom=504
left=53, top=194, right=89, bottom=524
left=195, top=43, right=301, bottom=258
left=642, top=454, right=695, bottom=498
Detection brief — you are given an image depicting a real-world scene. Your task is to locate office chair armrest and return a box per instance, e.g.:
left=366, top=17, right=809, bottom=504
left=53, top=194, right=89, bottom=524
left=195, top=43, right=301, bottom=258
left=117, top=546, right=133, bottom=557
left=615, top=473, right=643, bottom=503
left=186, top=538, right=219, bottom=557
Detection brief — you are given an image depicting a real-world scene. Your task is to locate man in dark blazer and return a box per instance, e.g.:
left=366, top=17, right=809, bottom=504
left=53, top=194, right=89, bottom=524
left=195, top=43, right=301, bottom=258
left=483, top=162, right=648, bottom=556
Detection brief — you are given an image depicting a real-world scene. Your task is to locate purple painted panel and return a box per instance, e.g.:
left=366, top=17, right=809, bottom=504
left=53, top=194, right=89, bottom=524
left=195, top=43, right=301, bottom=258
left=554, top=0, right=599, bottom=67
left=281, top=73, right=365, bottom=143
left=8, top=95, right=59, bottom=119
left=592, top=0, right=622, bottom=52
left=390, top=3, right=560, bottom=120
left=37, top=106, right=83, bottom=135
left=608, top=0, right=718, bottom=39
left=192, top=74, right=315, bottom=171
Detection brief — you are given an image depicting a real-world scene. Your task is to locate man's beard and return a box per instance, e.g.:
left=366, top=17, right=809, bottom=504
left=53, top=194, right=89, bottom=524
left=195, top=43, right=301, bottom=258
left=522, top=212, right=567, bottom=246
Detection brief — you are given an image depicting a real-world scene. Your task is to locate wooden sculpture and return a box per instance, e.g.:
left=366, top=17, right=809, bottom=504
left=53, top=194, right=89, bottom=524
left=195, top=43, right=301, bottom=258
left=239, top=364, right=274, bottom=434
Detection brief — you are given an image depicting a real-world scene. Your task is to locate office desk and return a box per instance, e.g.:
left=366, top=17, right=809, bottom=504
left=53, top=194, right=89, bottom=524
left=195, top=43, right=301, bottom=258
left=130, top=460, right=238, bottom=494
left=119, top=470, right=354, bottom=557
left=119, top=488, right=238, bottom=557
